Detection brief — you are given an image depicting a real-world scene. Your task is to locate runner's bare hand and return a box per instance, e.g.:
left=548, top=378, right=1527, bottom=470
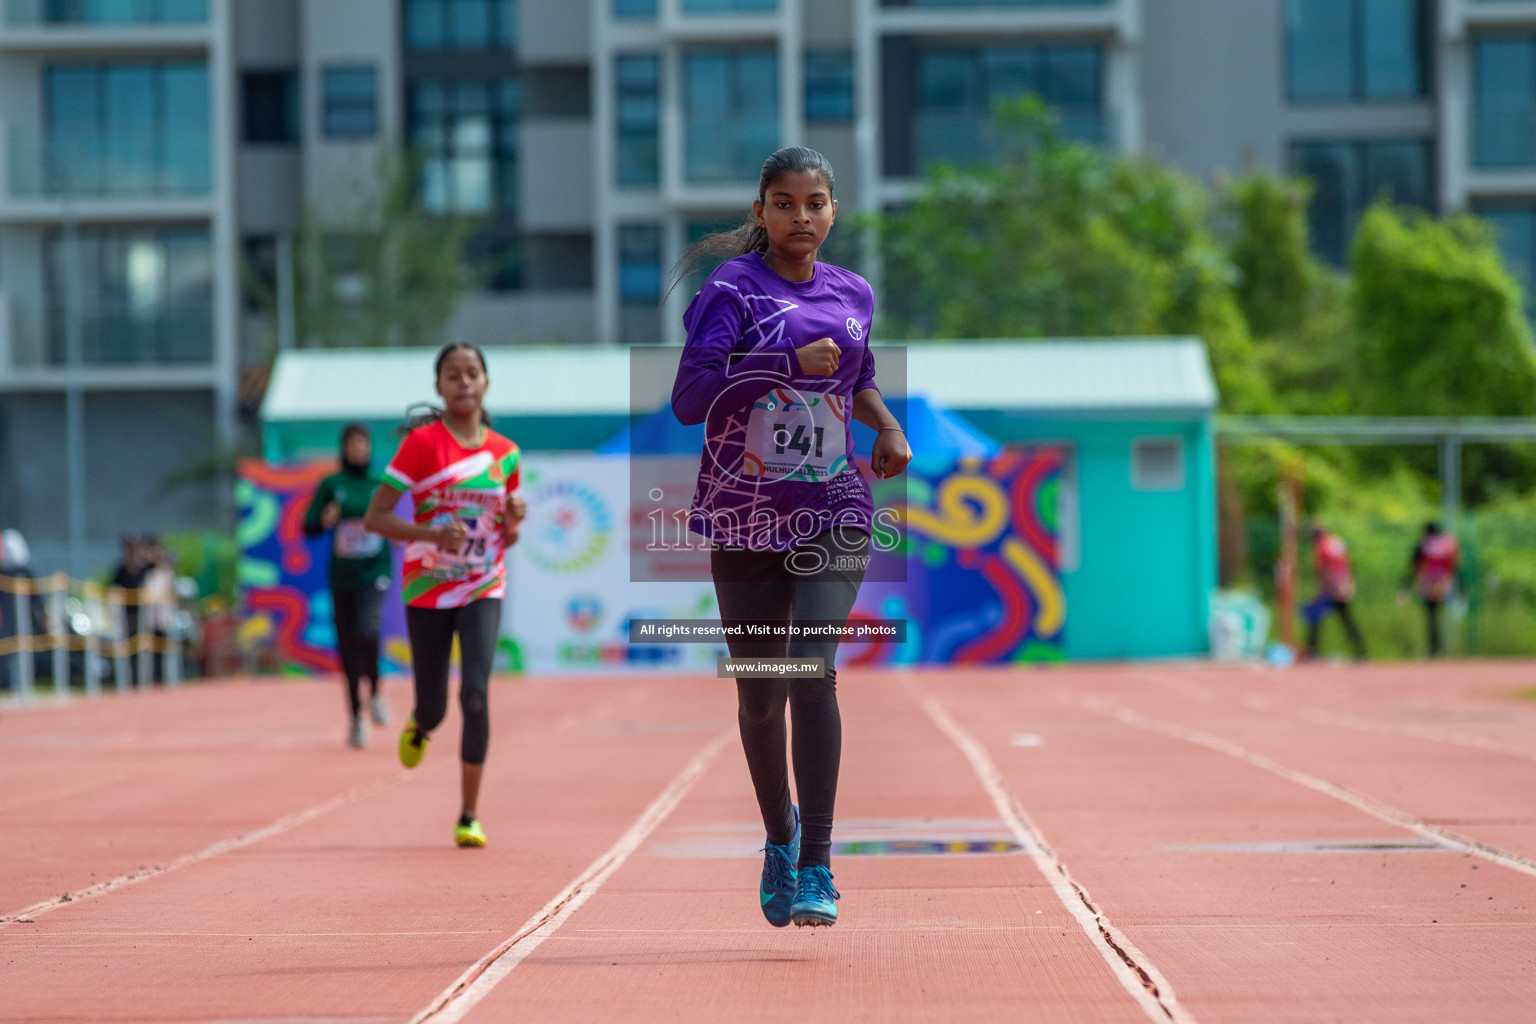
left=321, top=502, right=342, bottom=529
left=796, top=338, right=840, bottom=377
left=871, top=429, right=912, bottom=480
left=506, top=494, right=528, bottom=522
left=431, top=519, right=468, bottom=551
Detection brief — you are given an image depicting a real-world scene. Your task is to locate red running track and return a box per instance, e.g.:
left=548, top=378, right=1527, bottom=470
left=2, top=663, right=1533, bottom=1022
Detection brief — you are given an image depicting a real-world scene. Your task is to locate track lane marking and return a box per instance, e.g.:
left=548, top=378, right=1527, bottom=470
left=408, top=729, right=733, bottom=1024
left=919, top=692, right=1199, bottom=1024
left=1081, top=697, right=1536, bottom=881
left=0, top=770, right=412, bottom=928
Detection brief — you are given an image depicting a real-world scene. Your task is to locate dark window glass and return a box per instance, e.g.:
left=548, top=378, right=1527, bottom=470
left=619, top=224, right=661, bottom=345
left=805, top=51, right=854, bottom=123
left=616, top=54, right=660, bottom=187
left=468, top=233, right=524, bottom=291
left=1286, top=0, right=1426, bottom=102
left=243, top=71, right=299, bottom=144
left=323, top=66, right=378, bottom=139
left=684, top=49, right=778, bottom=182
left=41, top=0, right=206, bottom=23
left=43, top=227, right=213, bottom=365
left=404, top=0, right=516, bottom=51
left=1474, top=37, right=1536, bottom=168
left=408, top=77, right=520, bottom=213
left=894, top=0, right=1106, bottom=5
left=613, top=0, right=656, bottom=16
left=242, top=234, right=277, bottom=312
left=1291, top=138, right=1432, bottom=265
left=1479, top=206, right=1536, bottom=317
left=682, top=0, right=774, bottom=11
left=912, top=44, right=1102, bottom=168
left=43, top=61, right=209, bottom=196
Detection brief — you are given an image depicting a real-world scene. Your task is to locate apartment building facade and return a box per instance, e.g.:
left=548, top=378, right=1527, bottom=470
left=3, top=0, right=1536, bottom=569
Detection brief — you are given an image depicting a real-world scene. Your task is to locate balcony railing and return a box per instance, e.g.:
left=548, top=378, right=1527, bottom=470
left=3, top=0, right=206, bottom=26
left=913, top=108, right=1106, bottom=170
left=23, top=303, right=214, bottom=367
left=684, top=117, right=778, bottom=183
left=4, top=131, right=211, bottom=199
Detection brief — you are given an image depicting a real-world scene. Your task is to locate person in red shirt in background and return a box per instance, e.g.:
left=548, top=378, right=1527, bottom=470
left=1303, top=524, right=1368, bottom=662
left=1407, top=522, right=1460, bottom=658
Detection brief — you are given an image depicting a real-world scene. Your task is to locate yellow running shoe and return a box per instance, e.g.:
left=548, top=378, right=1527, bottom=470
left=398, top=715, right=427, bottom=769
left=455, top=817, right=487, bottom=848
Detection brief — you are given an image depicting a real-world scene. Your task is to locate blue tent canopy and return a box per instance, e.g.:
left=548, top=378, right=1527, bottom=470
left=596, top=393, right=997, bottom=462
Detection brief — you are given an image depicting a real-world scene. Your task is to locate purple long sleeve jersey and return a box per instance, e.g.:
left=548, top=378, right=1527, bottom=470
left=671, top=252, right=879, bottom=552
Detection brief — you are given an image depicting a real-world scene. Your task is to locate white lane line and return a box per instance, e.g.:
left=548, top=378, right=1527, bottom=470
left=0, top=770, right=412, bottom=929
left=1238, top=694, right=1536, bottom=765
left=920, top=695, right=1199, bottom=1024
left=1081, top=697, right=1536, bottom=881
left=409, top=729, right=734, bottom=1024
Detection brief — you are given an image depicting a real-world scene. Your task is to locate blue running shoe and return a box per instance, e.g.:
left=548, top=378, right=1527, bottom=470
left=759, top=805, right=800, bottom=927
left=791, top=865, right=840, bottom=927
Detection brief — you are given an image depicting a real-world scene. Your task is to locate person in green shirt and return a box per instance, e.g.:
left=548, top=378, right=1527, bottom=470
left=304, top=424, right=394, bottom=747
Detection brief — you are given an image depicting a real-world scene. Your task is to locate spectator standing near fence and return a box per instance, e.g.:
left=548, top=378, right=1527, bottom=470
left=1, top=529, right=47, bottom=692
left=1303, top=524, right=1368, bottom=663
left=305, top=425, right=394, bottom=748
left=110, top=535, right=149, bottom=688
left=1407, top=522, right=1460, bottom=658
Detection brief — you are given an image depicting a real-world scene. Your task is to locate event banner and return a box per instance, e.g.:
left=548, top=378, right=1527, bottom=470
left=845, top=447, right=1066, bottom=667
left=236, top=459, right=412, bottom=675
left=505, top=453, right=723, bottom=674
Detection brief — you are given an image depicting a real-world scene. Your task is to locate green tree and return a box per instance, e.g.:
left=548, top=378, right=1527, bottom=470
left=873, top=100, right=1275, bottom=414
left=246, top=148, right=482, bottom=351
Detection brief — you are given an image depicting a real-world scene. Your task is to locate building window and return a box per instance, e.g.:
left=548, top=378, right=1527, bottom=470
left=242, top=234, right=277, bottom=312
left=44, top=62, right=209, bottom=196
left=616, top=54, right=660, bottom=187
left=323, top=66, right=378, bottom=139
left=619, top=223, right=662, bottom=345
left=613, top=0, right=656, bottom=17
left=40, top=0, right=206, bottom=24
left=1286, top=0, right=1427, bottom=103
left=894, top=0, right=1105, bottom=5
left=805, top=51, right=854, bottom=124
left=910, top=44, right=1102, bottom=170
left=684, top=49, right=778, bottom=183
left=408, top=77, right=520, bottom=214
left=43, top=227, right=213, bottom=365
left=681, top=0, right=774, bottom=12
left=404, top=0, right=516, bottom=51
left=1474, top=37, right=1536, bottom=169
left=1131, top=438, right=1185, bottom=492
left=1290, top=138, right=1433, bottom=265
left=243, top=71, right=299, bottom=144
left=1479, top=205, right=1536, bottom=317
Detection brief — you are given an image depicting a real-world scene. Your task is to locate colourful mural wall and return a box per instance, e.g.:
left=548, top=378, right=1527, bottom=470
left=844, top=447, right=1065, bottom=667
left=235, top=459, right=412, bottom=674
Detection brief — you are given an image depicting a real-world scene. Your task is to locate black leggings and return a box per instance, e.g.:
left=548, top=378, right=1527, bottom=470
left=1305, top=598, right=1367, bottom=660
left=711, top=527, right=869, bottom=870
left=333, top=585, right=383, bottom=719
left=405, top=598, right=501, bottom=765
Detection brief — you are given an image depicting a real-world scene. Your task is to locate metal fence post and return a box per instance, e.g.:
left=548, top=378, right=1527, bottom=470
left=14, top=586, right=34, bottom=701
left=112, top=597, right=130, bottom=694
left=49, top=579, right=68, bottom=698
left=84, top=582, right=102, bottom=698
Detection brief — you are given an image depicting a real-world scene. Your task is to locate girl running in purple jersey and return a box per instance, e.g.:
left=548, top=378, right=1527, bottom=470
left=670, top=147, right=911, bottom=928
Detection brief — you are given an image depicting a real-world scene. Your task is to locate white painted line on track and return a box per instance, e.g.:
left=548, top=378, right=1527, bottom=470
left=1240, top=694, right=1536, bottom=764
left=410, top=729, right=734, bottom=1024
left=1082, top=697, right=1536, bottom=881
left=920, top=694, right=1200, bottom=1024
left=0, top=769, right=413, bottom=929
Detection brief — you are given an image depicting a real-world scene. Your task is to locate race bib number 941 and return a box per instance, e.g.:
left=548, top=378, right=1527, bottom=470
left=742, top=388, right=849, bottom=483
